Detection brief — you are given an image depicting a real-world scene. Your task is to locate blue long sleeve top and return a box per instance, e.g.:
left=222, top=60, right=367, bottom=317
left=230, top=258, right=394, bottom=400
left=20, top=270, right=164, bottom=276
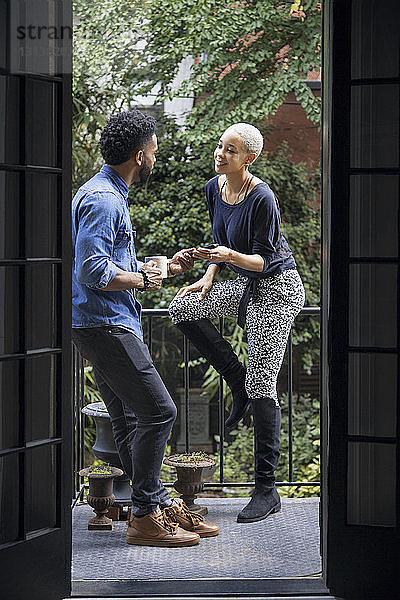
left=205, top=176, right=297, bottom=327
left=72, top=165, right=143, bottom=340
left=205, top=176, right=296, bottom=278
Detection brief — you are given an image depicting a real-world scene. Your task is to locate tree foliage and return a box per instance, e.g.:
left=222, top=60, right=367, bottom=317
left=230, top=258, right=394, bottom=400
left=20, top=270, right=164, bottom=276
left=72, top=0, right=143, bottom=191
left=134, top=0, right=321, bottom=137
left=73, top=0, right=322, bottom=490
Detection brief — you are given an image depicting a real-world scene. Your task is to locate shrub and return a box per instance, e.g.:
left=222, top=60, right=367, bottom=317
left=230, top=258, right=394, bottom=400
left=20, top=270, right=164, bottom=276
left=208, top=393, right=320, bottom=498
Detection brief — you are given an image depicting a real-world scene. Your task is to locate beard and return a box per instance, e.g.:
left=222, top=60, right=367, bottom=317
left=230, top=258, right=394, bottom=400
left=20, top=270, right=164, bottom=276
left=139, top=160, right=152, bottom=183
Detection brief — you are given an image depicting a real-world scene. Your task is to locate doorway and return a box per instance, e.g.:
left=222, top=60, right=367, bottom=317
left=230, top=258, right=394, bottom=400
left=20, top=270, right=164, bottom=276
left=1, top=1, right=400, bottom=599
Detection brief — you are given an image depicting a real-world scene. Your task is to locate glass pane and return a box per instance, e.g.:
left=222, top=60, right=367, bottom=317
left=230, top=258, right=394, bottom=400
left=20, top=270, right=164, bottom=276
left=347, top=442, right=396, bottom=526
left=349, top=175, right=398, bottom=258
left=349, top=264, right=397, bottom=348
left=26, top=173, right=59, bottom=258
left=350, top=85, right=399, bottom=169
left=0, top=266, right=21, bottom=355
left=348, top=354, right=397, bottom=437
left=25, top=264, right=58, bottom=350
left=25, top=354, right=57, bottom=442
left=0, top=454, right=20, bottom=544
left=351, top=0, right=400, bottom=79
left=0, top=76, right=21, bottom=165
left=25, top=444, right=57, bottom=533
left=26, top=80, right=58, bottom=167
left=0, top=0, right=6, bottom=70
left=0, top=360, right=20, bottom=450
left=0, top=170, right=21, bottom=259
left=9, top=0, right=71, bottom=76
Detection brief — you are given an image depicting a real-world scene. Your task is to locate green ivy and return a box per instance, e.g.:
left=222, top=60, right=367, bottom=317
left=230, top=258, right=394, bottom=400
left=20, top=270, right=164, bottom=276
left=133, top=0, right=322, bottom=140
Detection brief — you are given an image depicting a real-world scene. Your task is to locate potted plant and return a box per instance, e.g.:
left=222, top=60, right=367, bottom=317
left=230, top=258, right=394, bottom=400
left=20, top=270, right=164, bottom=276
left=79, top=464, right=123, bottom=530
left=163, top=452, right=216, bottom=516
left=82, top=400, right=132, bottom=505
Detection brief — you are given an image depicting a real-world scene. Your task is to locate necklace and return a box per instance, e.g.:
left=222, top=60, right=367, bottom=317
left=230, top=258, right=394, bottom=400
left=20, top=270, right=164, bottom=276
left=222, top=176, right=248, bottom=205
left=221, top=175, right=254, bottom=205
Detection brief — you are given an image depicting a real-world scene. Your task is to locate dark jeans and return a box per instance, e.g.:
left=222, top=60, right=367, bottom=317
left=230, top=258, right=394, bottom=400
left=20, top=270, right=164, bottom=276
left=72, top=326, right=177, bottom=516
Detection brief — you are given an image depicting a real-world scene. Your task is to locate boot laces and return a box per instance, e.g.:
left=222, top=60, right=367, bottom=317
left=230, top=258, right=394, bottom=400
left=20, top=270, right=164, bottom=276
left=154, top=509, right=179, bottom=534
left=166, top=500, right=203, bottom=526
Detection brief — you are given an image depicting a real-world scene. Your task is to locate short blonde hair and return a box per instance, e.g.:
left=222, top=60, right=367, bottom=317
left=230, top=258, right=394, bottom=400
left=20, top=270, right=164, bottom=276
left=224, top=123, right=264, bottom=160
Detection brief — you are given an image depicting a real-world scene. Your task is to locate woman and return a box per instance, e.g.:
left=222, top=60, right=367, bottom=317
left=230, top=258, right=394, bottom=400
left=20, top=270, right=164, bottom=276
left=169, top=123, right=305, bottom=523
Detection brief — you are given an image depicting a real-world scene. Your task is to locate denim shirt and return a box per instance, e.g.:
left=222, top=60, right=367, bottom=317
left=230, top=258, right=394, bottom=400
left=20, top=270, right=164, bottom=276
left=72, top=165, right=143, bottom=340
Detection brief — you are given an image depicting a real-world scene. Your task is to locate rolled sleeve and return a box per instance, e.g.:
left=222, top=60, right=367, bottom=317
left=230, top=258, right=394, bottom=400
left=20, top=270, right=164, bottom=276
left=74, top=191, right=122, bottom=289
left=85, top=260, right=118, bottom=289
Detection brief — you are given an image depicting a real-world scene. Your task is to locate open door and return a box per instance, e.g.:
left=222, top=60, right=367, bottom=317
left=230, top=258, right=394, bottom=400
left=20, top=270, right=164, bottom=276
left=0, top=2, right=72, bottom=599
left=321, top=1, right=400, bottom=598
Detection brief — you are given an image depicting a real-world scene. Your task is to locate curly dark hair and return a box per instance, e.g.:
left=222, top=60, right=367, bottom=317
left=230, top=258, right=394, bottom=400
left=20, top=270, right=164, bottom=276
left=99, top=110, right=157, bottom=165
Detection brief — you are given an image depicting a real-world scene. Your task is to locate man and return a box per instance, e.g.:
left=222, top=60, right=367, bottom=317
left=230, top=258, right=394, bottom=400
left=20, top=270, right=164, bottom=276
left=72, top=109, right=219, bottom=546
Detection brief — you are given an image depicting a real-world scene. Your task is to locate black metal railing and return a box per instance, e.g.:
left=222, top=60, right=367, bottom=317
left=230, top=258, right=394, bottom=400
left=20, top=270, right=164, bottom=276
left=72, top=345, right=85, bottom=507
left=72, top=307, right=320, bottom=504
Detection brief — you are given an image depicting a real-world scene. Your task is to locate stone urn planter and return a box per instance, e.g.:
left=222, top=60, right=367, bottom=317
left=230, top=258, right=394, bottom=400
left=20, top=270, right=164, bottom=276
left=82, top=401, right=132, bottom=505
left=79, top=465, right=123, bottom=530
left=164, top=452, right=216, bottom=516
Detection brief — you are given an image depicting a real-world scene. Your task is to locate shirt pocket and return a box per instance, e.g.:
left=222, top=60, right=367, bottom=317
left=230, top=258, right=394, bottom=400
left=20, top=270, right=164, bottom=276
left=113, top=228, right=132, bottom=261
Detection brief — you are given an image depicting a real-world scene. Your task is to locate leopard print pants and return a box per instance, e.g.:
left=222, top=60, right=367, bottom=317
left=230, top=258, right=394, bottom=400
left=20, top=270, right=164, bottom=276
left=169, top=269, right=305, bottom=402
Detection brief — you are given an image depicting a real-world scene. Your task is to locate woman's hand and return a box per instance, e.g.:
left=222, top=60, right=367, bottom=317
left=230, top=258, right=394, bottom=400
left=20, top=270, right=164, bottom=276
left=176, top=275, right=214, bottom=300
left=194, top=246, right=265, bottom=272
left=193, top=245, right=232, bottom=263
left=168, top=248, right=196, bottom=275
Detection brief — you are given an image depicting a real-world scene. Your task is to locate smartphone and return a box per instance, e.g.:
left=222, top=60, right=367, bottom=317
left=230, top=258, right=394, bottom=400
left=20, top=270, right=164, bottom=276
left=197, top=243, right=219, bottom=250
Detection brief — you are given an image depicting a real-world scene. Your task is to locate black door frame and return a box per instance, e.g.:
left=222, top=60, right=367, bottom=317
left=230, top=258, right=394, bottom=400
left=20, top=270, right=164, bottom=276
left=0, top=1, right=73, bottom=599
left=321, top=1, right=400, bottom=598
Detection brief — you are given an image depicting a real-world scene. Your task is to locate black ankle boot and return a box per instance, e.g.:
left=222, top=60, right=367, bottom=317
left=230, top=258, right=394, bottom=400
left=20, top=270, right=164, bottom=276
left=237, top=397, right=281, bottom=523
left=237, top=488, right=281, bottom=523
left=174, top=319, right=250, bottom=427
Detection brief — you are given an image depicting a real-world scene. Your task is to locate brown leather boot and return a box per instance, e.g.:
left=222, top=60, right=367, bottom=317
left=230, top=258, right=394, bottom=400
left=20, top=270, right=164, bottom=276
left=126, top=506, right=200, bottom=547
left=164, top=499, right=220, bottom=537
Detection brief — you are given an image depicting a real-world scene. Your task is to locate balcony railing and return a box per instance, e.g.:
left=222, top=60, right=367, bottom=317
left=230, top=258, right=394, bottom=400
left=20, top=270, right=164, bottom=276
left=72, top=307, right=320, bottom=505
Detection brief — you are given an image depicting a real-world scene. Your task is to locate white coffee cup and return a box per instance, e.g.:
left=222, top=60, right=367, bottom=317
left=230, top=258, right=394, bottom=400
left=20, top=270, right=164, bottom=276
left=144, top=255, right=168, bottom=278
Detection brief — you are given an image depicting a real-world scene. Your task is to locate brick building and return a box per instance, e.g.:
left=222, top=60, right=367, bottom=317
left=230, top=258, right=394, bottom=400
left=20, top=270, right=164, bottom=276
left=263, top=70, right=321, bottom=169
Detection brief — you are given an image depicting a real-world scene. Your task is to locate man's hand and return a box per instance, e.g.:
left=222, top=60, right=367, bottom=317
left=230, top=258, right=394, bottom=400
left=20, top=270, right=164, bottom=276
left=168, top=248, right=195, bottom=276
left=140, top=260, right=163, bottom=290
left=100, top=262, right=162, bottom=291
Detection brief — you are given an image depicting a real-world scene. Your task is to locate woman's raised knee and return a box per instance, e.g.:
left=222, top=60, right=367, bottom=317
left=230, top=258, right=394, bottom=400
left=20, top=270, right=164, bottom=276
left=168, top=295, right=188, bottom=323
